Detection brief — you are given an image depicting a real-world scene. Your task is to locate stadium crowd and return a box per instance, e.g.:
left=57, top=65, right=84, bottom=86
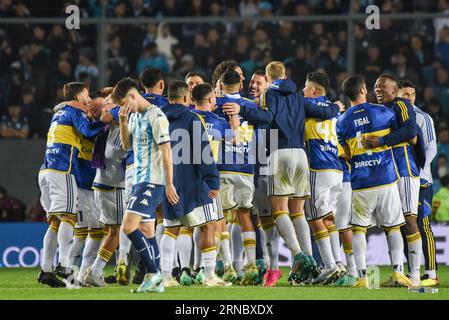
left=0, top=0, right=449, bottom=217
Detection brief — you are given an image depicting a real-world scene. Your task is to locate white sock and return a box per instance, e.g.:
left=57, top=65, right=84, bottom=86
left=202, top=248, right=216, bottom=280
left=90, top=247, right=113, bottom=277
left=264, top=226, right=280, bottom=270
left=193, top=227, right=202, bottom=270
left=406, top=232, right=422, bottom=279
left=155, top=222, right=164, bottom=249
left=426, top=270, right=436, bottom=278
left=42, top=226, right=58, bottom=273
left=160, top=231, right=177, bottom=280
left=119, top=225, right=132, bottom=265
left=77, top=237, right=102, bottom=282
left=327, top=224, right=342, bottom=264
left=291, top=213, right=312, bottom=256
left=314, top=229, right=336, bottom=269
left=242, top=231, right=256, bottom=265
left=220, top=232, right=232, bottom=268
left=387, top=228, right=404, bottom=273
left=274, top=212, right=301, bottom=256
left=352, top=230, right=367, bottom=278
left=258, top=226, right=270, bottom=267
left=343, top=241, right=357, bottom=277
left=176, top=231, right=193, bottom=269
left=57, top=220, right=74, bottom=268
left=69, top=232, right=86, bottom=267
left=231, top=222, right=244, bottom=272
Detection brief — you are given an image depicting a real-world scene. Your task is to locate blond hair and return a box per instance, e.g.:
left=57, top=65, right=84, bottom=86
left=266, top=61, right=286, bottom=81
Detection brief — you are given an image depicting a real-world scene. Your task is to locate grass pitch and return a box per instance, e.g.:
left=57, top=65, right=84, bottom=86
left=0, top=266, right=448, bottom=300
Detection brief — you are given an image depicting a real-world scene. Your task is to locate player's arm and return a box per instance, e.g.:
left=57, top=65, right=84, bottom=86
left=196, top=119, right=220, bottom=196
left=222, top=92, right=276, bottom=124
left=228, top=114, right=241, bottom=144
left=336, top=118, right=351, bottom=159
left=71, top=108, right=106, bottom=138
left=379, top=100, right=417, bottom=147
left=304, top=97, right=344, bottom=119
left=118, top=104, right=132, bottom=151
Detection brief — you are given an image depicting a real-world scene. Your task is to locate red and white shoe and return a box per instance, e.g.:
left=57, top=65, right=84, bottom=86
left=264, top=269, right=282, bottom=287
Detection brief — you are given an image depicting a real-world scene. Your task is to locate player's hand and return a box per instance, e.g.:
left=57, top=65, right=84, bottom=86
left=362, top=135, right=380, bottom=148
left=222, top=102, right=240, bottom=116
left=229, top=114, right=240, bottom=129
left=165, top=183, right=180, bottom=205
left=334, top=101, right=345, bottom=113
left=208, top=189, right=219, bottom=199
left=119, top=102, right=132, bottom=123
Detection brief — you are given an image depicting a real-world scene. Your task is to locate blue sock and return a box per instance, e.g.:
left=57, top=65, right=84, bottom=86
left=146, top=237, right=160, bottom=270
left=127, top=229, right=158, bottom=274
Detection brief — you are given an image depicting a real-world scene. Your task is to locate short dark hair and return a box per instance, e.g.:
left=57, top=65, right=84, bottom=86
left=398, top=79, right=417, bottom=91
left=185, top=72, right=206, bottom=82
left=212, top=60, right=239, bottom=86
left=140, top=67, right=164, bottom=89
left=342, top=75, right=366, bottom=101
left=307, top=71, right=330, bottom=92
left=192, top=83, right=214, bottom=104
left=91, top=87, right=113, bottom=100
left=168, top=81, right=189, bottom=100
left=111, top=77, right=138, bottom=104
left=378, top=74, right=398, bottom=84
left=220, top=70, right=240, bottom=86
left=252, top=69, right=265, bottom=77
left=63, top=82, right=89, bottom=101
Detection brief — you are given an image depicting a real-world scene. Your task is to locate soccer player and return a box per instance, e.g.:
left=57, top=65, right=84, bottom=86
left=112, top=77, right=177, bottom=293
left=398, top=80, right=439, bottom=286
left=338, top=75, right=410, bottom=288
left=83, top=94, right=128, bottom=287
left=212, top=60, right=245, bottom=94
left=185, top=71, right=206, bottom=109
left=222, top=61, right=343, bottom=284
left=214, top=70, right=260, bottom=285
left=248, top=70, right=268, bottom=101
left=37, top=83, right=106, bottom=287
left=192, top=83, right=240, bottom=283
left=364, top=74, right=422, bottom=287
left=303, top=72, right=343, bottom=284
left=160, top=81, right=229, bottom=287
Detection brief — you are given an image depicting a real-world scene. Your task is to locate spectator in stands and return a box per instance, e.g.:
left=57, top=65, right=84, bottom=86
left=155, top=23, right=179, bottom=69
left=434, top=66, right=449, bottom=117
left=0, top=0, right=14, bottom=17
left=0, top=101, right=29, bottom=139
left=26, top=193, right=46, bottom=222
left=0, top=185, right=26, bottom=222
left=432, top=175, right=449, bottom=222
left=142, top=23, right=158, bottom=48
left=436, top=129, right=449, bottom=169
left=107, top=34, right=130, bottom=85
left=433, top=0, right=449, bottom=42
left=75, top=47, right=99, bottom=90
left=239, top=0, right=258, bottom=16
left=137, top=42, right=169, bottom=75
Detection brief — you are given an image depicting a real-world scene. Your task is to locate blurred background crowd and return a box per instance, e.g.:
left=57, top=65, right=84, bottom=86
left=0, top=0, right=449, bottom=221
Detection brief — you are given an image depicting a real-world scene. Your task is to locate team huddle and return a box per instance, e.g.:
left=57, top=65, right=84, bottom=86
left=36, top=59, right=439, bottom=293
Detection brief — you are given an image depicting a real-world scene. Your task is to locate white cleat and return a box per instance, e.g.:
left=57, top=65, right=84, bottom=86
left=204, top=275, right=232, bottom=287
left=163, top=278, right=181, bottom=287
left=83, top=267, right=106, bottom=287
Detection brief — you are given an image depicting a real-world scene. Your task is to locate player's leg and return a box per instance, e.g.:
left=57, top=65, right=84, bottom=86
left=399, top=177, right=422, bottom=286
left=160, top=226, right=180, bottom=286
left=260, top=216, right=282, bottom=287
left=219, top=217, right=235, bottom=281
left=176, top=227, right=194, bottom=285
left=289, top=198, right=312, bottom=256
left=230, top=210, right=244, bottom=276
left=69, top=189, right=89, bottom=267
left=155, top=204, right=165, bottom=247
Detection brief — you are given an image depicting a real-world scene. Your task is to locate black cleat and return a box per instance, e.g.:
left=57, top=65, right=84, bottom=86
left=38, top=270, right=66, bottom=288
left=132, top=260, right=145, bottom=284
left=171, top=267, right=180, bottom=280
left=54, top=263, right=73, bottom=279
left=104, top=275, right=117, bottom=284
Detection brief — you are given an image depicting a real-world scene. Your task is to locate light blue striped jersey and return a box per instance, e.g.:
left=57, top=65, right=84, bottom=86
left=128, top=105, right=171, bottom=185
left=414, top=106, right=437, bottom=184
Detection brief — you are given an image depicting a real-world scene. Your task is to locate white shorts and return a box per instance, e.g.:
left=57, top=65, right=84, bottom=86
left=38, top=170, right=78, bottom=217
left=335, top=182, right=352, bottom=231
left=267, top=148, right=310, bottom=198
left=253, top=174, right=271, bottom=218
left=75, top=188, right=103, bottom=230
left=213, top=194, right=224, bottom=221
left=95, top=188, right=125, bottom=226
left=397, top=176, right=420, bottom=216
left=124, top=165, right=134, bottom=205
left=163, top=202, right=217, bottom=228
left=305, top=171, right=342, bottom=221
left=219, top=173, right=254, bottom=210
left=351, top=184, right=405, bottom=229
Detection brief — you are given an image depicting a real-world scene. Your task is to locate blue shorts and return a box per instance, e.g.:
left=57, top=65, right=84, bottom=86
left=418, top=184, right=433, bottom=218
left=126, top=183, right=164, bottom=220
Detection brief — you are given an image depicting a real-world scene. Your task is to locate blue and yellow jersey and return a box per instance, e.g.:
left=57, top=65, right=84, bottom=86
left=73, top=135, right=96, bottom=190
left=305, top=96, right=342, bottom=172
left=337, top=103, right=399, bottom=191
left=214, top=93, right=257, bottom=175
left=42, top=105, right=105, bottom=174
left=381, top=98, right=419, bottom=178
left=192, top=109, right=234, bottom=161
left=337, top=143, right=351, bottom=183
